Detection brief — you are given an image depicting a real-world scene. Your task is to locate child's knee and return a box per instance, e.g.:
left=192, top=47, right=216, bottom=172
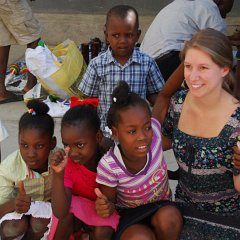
left=121, top=224, right=156, bottom=240
left=58, top=212, right=74, bottom=226
left=1, top=218, right=28, bottom=238
left=152, top=205, right=183, bottom=231
left=93, top=226, right=114, bottom=240
left=53, top=213, right=75, bottom=239
left=30, top=217, right=50, bottom=233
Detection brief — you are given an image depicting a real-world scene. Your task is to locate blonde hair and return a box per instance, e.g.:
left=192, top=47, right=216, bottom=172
left=180, top=28, right=240, bottom=101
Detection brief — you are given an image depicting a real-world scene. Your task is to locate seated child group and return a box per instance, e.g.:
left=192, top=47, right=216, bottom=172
left=0, top=3, right=240, bottom=240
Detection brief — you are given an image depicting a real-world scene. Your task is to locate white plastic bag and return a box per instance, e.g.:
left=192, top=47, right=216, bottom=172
left=43, top=97, right=70, bottom=118
left=26, top=45, right=59, bottom=79
left=25, top=39, right=86, bottom=100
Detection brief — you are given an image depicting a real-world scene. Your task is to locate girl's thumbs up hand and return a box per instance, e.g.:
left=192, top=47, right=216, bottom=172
left=95, top=187, right=108, bottom=201
left=95, top=188, right=115, bottom=218
left=18, top=180, right=26, bottom=195
left=15, top=181, right=31, bottom=213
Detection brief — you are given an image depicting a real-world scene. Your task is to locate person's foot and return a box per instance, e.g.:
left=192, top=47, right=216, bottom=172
left=23, top=74, right=37, bottom=93
left=23, top=83, right=37, bottom=93
left=0, top=91, right=23, bottom=104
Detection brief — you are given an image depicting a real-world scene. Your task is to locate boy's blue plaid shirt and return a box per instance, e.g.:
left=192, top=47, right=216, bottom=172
left=79, top=47, right=164, bottom=137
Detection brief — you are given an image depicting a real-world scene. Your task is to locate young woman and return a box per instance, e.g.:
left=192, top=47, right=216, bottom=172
left=162, top=28, right=240, bottom=239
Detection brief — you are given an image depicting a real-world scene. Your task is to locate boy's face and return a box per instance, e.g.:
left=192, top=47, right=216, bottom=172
left=105, top=12, right=141, bottom=64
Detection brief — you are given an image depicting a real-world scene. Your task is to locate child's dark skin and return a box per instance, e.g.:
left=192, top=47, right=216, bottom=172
left=0, top=128, right=56, bottom=240
left=100, top=10, right=157, bottom=152
left=96, top=104, right=183, bottom=240
left=105, top=12, right=141, bottom=66
left=51, top=123, right=114, bottom=240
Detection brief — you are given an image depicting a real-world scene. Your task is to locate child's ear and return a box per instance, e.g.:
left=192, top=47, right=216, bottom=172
left=104, top=30, right=109, bottom=44
left=50, top=136, right=57, bottom=150
left=135, top=29, right=141, bottom=42
left=111, top=126, right=118, bottom=141
left=96, top=130, right=103, bottom=143
left=137, top=29, right=141, bottom=39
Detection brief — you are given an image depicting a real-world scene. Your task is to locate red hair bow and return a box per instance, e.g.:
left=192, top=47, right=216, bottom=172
left=70, top=96, right=99, bottom=108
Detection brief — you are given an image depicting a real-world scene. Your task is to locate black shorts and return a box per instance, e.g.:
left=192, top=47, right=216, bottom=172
left=113, top=200, right=178, bottom=239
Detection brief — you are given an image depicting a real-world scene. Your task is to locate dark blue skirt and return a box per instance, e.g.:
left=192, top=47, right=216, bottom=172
left=113, top=200, right=177, bottom=239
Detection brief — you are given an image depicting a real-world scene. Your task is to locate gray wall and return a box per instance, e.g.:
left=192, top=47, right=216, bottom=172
left=30, top=0, right=239, bottom=17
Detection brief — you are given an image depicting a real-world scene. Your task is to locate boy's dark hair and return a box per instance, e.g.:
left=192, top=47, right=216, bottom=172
left=106, top=5, right=139, bottom=30
left=19, top=99, right=54, bottom=137
left=107, top=81, right=151, bottom=128
left=61, top=105, right=100, bottom=134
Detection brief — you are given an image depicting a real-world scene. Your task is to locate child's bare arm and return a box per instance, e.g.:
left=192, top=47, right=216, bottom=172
left=152, top=63, right=184, bottom=124
left=51, top=148, right=72, bottom=219
left=162, top=134, right=172, bottom=151
left=146, top=93, right=158, bottom=106
left=95, top=185, right=117, bottom=218
left=51, top=176, right=72, bottom=219
left=0, top=199, right=15, bottom=219
left=0, top=181, right=31, bottom=218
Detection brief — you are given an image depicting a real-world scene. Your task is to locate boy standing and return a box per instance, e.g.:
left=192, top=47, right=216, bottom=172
left=78, top=5, right=164, bottom=139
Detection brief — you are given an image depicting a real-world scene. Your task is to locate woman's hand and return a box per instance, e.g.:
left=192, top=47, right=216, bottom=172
left=233, top=142, right=240, bottom=170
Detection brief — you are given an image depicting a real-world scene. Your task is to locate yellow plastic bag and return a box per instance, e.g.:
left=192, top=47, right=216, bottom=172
left=37, top=39, right=86, bottom=99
